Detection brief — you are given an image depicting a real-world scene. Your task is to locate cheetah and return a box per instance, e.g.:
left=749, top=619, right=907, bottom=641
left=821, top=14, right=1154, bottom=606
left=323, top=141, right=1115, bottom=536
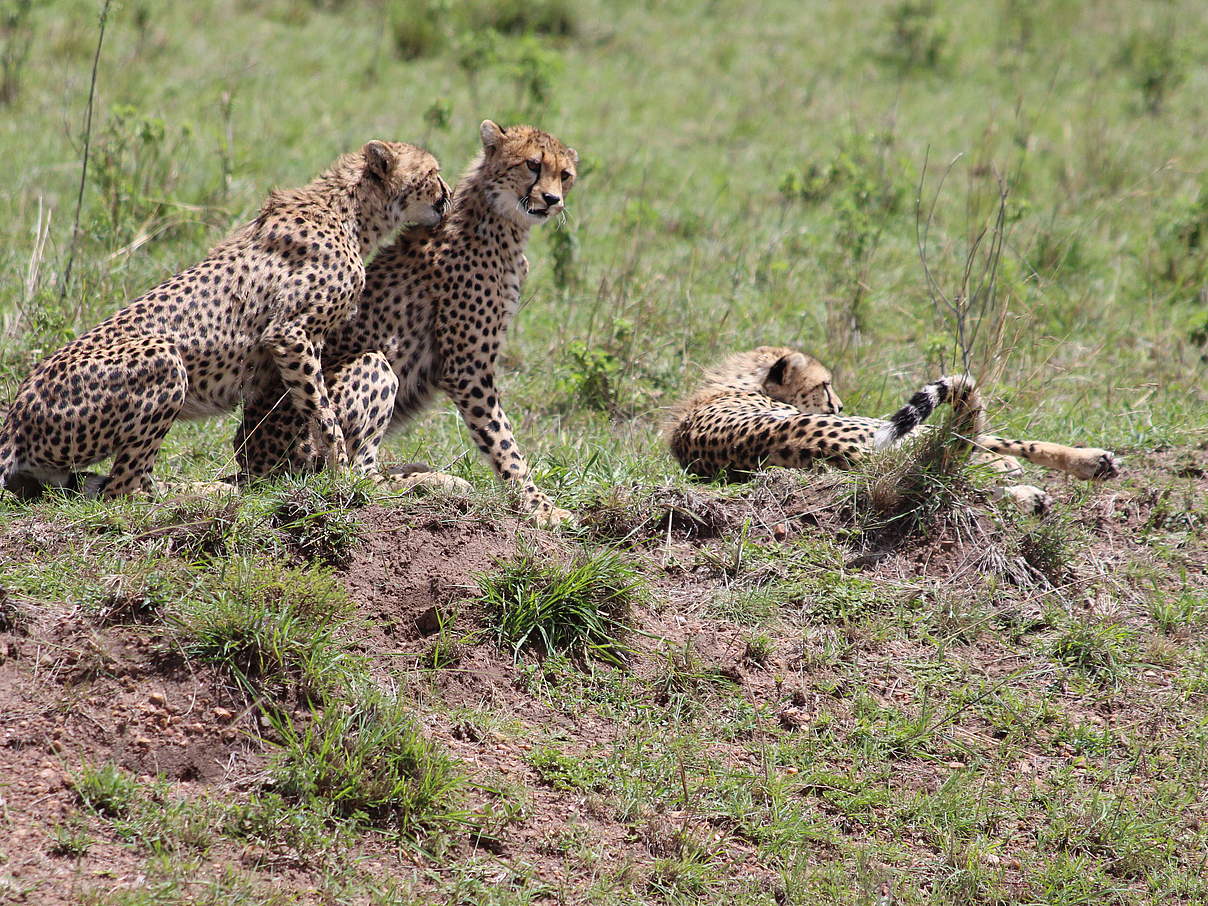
left=666, top=346, right=1120, bottom=511
left=0, top=142, right=449, bottom=500
left=235, top=121, right=579, bottom=527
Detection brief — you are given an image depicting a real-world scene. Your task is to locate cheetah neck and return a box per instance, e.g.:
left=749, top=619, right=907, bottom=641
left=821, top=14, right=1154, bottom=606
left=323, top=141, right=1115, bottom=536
left=449, top=192, right=530, bottom=250
left=260, top=169, right=383, bottom=257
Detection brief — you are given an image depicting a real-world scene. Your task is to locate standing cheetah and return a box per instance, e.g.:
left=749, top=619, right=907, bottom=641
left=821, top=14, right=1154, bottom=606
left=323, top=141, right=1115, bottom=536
left=0, top=142, right=449, bottom=499
left=236, top=121, right=578, bottom=527
left=667, top=346, right=1120, bottom=509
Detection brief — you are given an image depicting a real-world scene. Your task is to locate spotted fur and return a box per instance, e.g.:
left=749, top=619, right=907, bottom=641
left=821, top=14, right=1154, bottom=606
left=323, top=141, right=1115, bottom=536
left=0, top=142, right=449, bottom=499
left=667, top=346, right=1121, bottom=493
left=235, top=121, right=579, bottom=527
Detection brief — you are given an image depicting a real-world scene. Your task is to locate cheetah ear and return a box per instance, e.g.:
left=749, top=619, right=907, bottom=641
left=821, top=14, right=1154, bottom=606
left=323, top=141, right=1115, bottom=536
left=765, top=354, right=793, bottom=388
left=480, top=120, right=505, bottom=152
left=567, top=147, right=579, bottom=166
left=363, top=140, right=394, bottom=179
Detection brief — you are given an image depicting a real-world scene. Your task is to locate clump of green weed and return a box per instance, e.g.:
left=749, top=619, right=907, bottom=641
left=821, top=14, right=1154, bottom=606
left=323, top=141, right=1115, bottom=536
left=845, top=416, right=981, bottom=541
left=1117, top=27, right=1185, bottom=114
left=581, top=485, right=730, bottom=544
left=83, top=571, right=182, bottom=625
left=742, top=632, right=776, bottom=667
left=1154, top=188, right=1208, bottom=289
left=466, top=0, right=578, bottom=38
left=174, top=559, right=355, bottom=699
left=1039, top=787, right=1172, bottom=878
left=270, top=474, right=371, bottom=567
left=527, top=745, right=604, bottom=792
left=388, top=0, right=448, bottom=60
left=74, top=761, right=140, bottom=818
left=651, top=641, right=739, bottom=704
left=557, top=339, right=623, bottom=413
left=268, top=690, right=464, bottom=839
left=1012, top=515, right=1077, bottom=585
left=1049, top=618, right=1134, bottom=684
left=880, top=0, right=949, bottom=73
left=89, top=104, right=194, bottom=245
left=1150, top=589, right=1206, bottom=634
left=0, top=0, right=35, bottom=106
left=48, top=819, right=93, bottom=858
left=477, top=547, right=639, bottom=664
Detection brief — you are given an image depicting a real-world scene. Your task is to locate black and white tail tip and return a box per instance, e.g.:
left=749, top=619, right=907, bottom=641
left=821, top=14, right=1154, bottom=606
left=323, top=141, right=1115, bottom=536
left=872, top=375, right=972, bottom=450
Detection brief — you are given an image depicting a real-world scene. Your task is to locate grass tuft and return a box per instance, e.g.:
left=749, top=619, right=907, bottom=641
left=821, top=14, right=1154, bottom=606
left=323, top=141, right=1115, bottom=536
left=173, top=558, right=355, bottom=700
left=267, top=689, right=464, bottom=839
left=74, top=761, right=140, bottom=819
left=477, top=547, right=640, bottom=664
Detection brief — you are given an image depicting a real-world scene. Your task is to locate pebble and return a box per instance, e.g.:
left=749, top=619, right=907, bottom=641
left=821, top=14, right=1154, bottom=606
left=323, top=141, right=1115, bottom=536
left=148, top=692, right=166, bottom=707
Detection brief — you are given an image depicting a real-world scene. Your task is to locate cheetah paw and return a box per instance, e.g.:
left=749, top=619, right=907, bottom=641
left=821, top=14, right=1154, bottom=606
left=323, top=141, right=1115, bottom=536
left=998, top=484, right=1052, bottom=515
left=1070, top=449, right=1120, bottom=480
left=525, top=497, right=574, bottom=529
left=379, top=467, right=471, bottom=495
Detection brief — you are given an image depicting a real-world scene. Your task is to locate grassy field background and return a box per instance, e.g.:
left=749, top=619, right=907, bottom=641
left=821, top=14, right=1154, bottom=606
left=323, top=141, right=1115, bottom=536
left=0, top=1, right=1206, bottom=904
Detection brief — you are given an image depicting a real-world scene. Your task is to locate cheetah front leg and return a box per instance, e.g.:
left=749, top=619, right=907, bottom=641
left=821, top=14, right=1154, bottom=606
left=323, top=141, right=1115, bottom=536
left=260, top=322, right=348, bottom=470
left=442, top=367, right=570, bottom=528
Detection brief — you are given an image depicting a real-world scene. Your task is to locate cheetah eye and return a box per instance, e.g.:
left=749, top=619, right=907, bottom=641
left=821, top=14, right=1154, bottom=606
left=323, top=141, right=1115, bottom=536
left=560, top=169, right=572, bottom=182
left=526, top=159, right=541, bottom=174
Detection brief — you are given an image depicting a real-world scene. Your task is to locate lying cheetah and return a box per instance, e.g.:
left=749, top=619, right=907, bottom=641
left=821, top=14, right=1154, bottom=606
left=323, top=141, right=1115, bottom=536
left=666, top=346, right=1120, bottom=510
left=0, top=142, right=449, bottom=499
left=235, top=121, right=578, bottom=526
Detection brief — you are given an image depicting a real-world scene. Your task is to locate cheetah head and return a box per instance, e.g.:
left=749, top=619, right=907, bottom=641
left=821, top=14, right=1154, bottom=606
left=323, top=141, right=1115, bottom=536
left=762, top=349, right=843, bottom=414
left=360, top=140, right=451, bottom=232
left=477, top=120, right=578, bottom=227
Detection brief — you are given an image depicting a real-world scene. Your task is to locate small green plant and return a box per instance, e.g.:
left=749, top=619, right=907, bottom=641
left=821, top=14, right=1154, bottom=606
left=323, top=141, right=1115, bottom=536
left=388, top=0, right=448, bottom=60
left=48, top=819, right=93, bottom=858
left=270, top=474, right=370, bottom=567
left=549, top=221, right=579, bottom=291
left=174, top=559, right=354, bottom=699
left=89, top=104, right=191, bottom=244
left=478, top=547, right=639, bottom=664
left=74, top=761, right=140, bottom=818
left=1155, top=188, right=1208, bottom=288
left=1117, top=27, right=1185, bottom=114
left=0, top=584, right=29, bottom=633
left=527, top=745, right=604, bottom=792
left=1150, top=590, right=1206, bottom=634
left=422, top=97, right=453, bottom=134
left=1014, top=516, right=1076, bottom=584
left=741, top=632, right=776, bottom=667
left=506, top=35, right=564, bottom=116
left=881, top=0, right=949, bottom=73
left=1049, top=619, right=1133, bottom=684
left=0, top=0, right=35, bottom=106
left=557, top=339, right=623, bottom=413
left=466, top=0, right=578, bottom=38
left=268, top=690, right=464, bottom=838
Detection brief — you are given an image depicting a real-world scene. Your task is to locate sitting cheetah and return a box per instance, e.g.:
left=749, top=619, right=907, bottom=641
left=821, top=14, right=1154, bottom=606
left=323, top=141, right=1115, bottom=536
left=666, top=346, right=1120, bottom=510
left=235, top=121, right=579, bottom=527
left=0, top=142, right=449, bottom=500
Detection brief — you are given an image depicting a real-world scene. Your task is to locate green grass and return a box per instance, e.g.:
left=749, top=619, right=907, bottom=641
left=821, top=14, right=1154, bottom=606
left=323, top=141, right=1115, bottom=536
left=172, top=557, right=357, bottom=699
left=477, top=546, right=641, bottom=663
left=2, top=1, right=1208, bottom=903
left=267, top=688, right=466, bottom=839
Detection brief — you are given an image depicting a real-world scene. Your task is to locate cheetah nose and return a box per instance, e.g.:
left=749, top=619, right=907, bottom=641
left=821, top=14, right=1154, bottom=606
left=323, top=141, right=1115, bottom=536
left=542, top=192, right=561, bottom=207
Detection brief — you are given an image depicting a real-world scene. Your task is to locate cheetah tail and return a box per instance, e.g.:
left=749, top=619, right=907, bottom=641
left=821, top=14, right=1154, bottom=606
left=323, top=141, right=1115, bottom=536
left=0, top=437, right=16, bottom=491
left=871, top=374, right=982, bottom=450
